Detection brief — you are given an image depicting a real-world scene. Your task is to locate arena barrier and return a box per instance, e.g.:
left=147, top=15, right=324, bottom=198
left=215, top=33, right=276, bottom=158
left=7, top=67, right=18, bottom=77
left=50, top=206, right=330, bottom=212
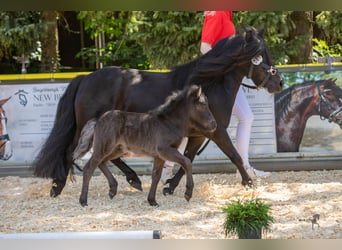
left=0, top=230, right=161, bottom=239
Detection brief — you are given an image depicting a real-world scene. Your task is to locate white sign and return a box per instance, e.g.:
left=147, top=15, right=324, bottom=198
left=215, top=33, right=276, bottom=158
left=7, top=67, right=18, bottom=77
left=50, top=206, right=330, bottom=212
left=0, top=83, right=68, bottom=163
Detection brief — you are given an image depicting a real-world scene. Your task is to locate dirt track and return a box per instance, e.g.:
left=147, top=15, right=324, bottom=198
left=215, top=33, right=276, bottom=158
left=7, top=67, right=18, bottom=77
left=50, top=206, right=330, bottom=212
left=0, top=169, right=341, bottom=239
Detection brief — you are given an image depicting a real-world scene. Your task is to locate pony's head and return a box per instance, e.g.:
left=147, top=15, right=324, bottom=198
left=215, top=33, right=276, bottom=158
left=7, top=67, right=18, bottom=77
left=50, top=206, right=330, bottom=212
left=238, top=27, right=283, bottom=93
left=0, top=97, right=12, bottom=160
left=191, top=27, right=283, bottom=94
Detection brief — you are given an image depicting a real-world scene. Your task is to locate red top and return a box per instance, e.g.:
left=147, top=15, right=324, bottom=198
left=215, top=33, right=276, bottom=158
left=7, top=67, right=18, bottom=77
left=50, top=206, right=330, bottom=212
left=201, top=11, right=236, bottom=47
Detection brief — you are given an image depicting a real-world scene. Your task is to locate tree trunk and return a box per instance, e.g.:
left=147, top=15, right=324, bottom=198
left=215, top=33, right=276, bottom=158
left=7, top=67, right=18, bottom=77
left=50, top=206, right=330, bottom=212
left=288, top=11, right=313, bottom=64
left=40, top=11, right=59, bottom=73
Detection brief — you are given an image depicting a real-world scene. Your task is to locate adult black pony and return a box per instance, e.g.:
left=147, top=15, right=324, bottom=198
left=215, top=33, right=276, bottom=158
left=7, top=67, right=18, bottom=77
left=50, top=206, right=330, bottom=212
left=33, top=27, right=283, bottom=197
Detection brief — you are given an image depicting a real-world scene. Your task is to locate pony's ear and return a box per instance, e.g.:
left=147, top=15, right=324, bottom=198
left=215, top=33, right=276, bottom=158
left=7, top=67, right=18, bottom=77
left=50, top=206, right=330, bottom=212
left=258, top=28, right=265, bottom=38
left=245, top=27, right=256, bottom=43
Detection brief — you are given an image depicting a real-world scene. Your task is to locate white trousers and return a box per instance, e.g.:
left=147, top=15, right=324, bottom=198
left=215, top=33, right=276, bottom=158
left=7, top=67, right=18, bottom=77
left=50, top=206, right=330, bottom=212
left=232, top=86, right=254, bottom=169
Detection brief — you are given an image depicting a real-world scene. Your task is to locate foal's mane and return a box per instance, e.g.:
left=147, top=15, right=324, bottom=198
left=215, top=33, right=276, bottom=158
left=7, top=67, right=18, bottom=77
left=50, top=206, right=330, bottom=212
left=148, top=86, right=191, bottom=117
left=275, top=79, right=337, bottom=122
left=169, top=27, right=265, bottom=90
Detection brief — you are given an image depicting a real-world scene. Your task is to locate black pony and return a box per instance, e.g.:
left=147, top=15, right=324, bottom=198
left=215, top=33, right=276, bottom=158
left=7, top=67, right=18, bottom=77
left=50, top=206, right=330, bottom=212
left=33, top=27, right=283, bottom=197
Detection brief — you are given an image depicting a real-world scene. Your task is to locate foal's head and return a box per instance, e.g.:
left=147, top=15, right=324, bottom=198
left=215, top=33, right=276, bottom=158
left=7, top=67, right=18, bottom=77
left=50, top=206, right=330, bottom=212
left=186, top=85, right=217, bottom=134
left=0, top=97, right=12, bottom=160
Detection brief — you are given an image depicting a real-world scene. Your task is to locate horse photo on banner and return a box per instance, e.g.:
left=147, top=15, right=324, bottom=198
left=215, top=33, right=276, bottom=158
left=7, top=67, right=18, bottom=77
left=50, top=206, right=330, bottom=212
left=275, top=71, right=342, bottom=153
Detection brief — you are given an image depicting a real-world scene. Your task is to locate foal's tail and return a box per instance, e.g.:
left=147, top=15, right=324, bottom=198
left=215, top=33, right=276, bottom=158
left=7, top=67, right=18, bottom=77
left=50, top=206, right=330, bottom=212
left=72, top=119, right=97, bottom=161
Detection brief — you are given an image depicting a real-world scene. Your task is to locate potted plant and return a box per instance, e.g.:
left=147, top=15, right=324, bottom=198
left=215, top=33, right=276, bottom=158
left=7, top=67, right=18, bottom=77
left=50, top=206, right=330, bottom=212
left=222, top=197, right=274, bottom=239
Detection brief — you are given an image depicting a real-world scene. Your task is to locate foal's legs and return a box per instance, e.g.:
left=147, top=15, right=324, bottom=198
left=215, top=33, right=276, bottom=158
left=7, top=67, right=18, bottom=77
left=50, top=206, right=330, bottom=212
left=158, top=147, right=194, bottom=202
left=79, top=156, right=103, bottom=206
left=147, top=157, right=164, bottom=206
left=98, top=162, right=118, bottom=199
left=164, top=136, right=205, bottom=196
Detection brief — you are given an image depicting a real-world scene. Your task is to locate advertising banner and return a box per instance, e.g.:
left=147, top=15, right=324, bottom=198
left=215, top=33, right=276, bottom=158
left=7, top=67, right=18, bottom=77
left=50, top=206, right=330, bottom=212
left=0, top=82, right=68, bottom=163
left=1, top=66, right=342, bottom=168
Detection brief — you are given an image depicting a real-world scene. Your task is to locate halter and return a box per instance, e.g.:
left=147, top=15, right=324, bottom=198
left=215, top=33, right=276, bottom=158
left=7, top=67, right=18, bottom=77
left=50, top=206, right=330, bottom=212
left=244, top=55, right=278, bottom=90
left=317, top=82, right=342, bottom=127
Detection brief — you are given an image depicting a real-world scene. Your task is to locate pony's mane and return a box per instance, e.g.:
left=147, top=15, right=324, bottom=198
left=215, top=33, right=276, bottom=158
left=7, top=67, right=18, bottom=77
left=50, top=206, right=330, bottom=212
left=148, top=86, right=191, bottom=117
left=169, top=27, right=265, bottom=90
left=275, top=79, right=338, bottom=122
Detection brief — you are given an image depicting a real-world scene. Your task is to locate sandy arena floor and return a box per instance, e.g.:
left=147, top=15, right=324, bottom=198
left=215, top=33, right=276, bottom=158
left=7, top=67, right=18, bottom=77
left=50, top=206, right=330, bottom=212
left=0, top=170, right=341, bottom=239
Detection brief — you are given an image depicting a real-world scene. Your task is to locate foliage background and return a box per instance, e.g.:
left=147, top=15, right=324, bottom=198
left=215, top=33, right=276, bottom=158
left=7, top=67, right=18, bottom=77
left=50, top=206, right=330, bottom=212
left=0, top=11, right=342, bottom=73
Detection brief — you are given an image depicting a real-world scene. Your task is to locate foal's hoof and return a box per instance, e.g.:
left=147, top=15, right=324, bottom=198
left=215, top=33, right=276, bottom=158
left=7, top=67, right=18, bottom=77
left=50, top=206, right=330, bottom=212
left=79, top=199, right=88, bottom=207
left=128, top=178, right=143, bottom=191
left=241, top=179, right=253, bottom=187
left=148, top=200, right=159, bottom=207
left=163, top=187, right=174, bottom=196
left=184, top=194, right=191, bottom=202
left=109, top=190, right=117, bottom=199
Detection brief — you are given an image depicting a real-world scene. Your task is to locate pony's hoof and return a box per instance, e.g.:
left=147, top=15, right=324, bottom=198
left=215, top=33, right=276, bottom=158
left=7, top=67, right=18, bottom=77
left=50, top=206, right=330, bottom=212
left=128, top=178, right=143, bottom=191
left=163, top=187, right=174, bottom=196
left=50, top=188, right=60, bottom=198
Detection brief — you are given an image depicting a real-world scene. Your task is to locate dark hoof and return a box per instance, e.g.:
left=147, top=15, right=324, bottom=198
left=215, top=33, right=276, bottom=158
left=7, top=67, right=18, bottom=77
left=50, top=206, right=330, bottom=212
left=79, top=199, right=88, bottom=207
left=148, top=200, right=159, bottom=207
left=128, top=178, right=143, bottom=191
left=184, top=194, right=191, bottom=202
left=50, top=187, right=61, bottom=198
left=163, top=187, right=174, bottom=196
left=241, top=179, right=253, bottom=187
left=109, top=190, right=117, bottom=199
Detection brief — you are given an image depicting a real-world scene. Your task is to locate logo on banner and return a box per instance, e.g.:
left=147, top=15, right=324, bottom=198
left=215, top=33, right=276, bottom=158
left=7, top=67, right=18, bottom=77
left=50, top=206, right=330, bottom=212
left=14, top=90, right=29, bottom=107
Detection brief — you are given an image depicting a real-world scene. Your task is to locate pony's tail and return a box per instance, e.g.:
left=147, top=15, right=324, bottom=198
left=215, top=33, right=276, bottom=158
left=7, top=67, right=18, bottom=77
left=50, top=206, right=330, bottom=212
left=72, top=119, right=97, bottom=160
left=32, top=75, right=86, bottom=180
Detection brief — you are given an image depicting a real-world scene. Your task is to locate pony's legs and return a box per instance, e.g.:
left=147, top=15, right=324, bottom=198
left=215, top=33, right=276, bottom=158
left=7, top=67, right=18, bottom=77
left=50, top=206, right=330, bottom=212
left=147, top=157, right=164, bottom=206
left=211, top=126, right=252, bottom=185
left=50, top=127, right=83, bottom=197
left=164, top=136, right=205, bottom=196
left=50, top=145, right=74, bottom=197
left=98, top=162, right=118, bottom=199
left=111, top=158, right=142, bottom=191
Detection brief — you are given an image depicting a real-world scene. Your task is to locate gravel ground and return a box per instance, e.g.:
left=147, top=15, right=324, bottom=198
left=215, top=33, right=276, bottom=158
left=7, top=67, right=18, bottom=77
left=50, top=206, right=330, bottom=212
left=0, top=169, right=341, bottom=239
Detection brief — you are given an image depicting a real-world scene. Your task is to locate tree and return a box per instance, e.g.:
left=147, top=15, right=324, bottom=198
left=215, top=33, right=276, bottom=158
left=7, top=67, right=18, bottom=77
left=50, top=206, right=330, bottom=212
left=131, top=11, right=203, bottom=69
left=40, top=11, right=59, bottom=73
left=77, top=11, right=149, bottom=69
